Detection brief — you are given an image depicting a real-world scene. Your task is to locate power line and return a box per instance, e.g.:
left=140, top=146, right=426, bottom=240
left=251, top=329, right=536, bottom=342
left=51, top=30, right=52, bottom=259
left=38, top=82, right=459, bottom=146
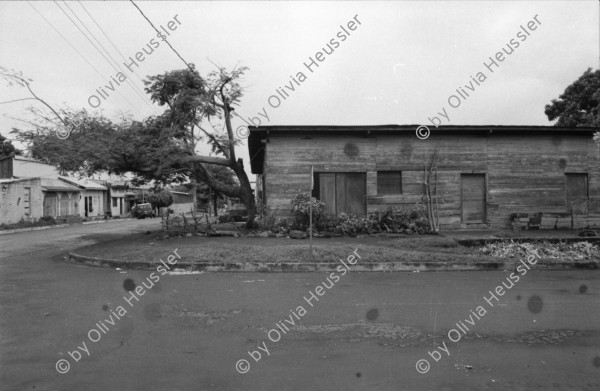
left=128, top=0, right=197, bottom=75
left=62, top=3, right=151, bottom=107
left=62, top=0, right=154, bottom=111
left=27, top=2, right=142, bottom=119
left=53, top=1, right=148, bottom=114
left=28, top=2, right=107, bottom=80
left=77, top=1, right=153, bottom=98
left=29, top=1, right=141, bottom=116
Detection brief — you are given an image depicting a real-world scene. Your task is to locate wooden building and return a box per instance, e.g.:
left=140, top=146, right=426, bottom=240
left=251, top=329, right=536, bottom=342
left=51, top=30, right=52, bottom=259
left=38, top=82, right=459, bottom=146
left=248, top=125, right=600, bottom=229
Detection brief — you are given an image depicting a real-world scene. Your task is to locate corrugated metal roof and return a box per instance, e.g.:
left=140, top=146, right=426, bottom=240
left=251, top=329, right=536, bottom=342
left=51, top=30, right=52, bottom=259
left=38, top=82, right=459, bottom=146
left=41, top=178, right=81, bottom=192
left=59, top=177, right=108, bottom=190
left=248, top=124, right=599, bottom=131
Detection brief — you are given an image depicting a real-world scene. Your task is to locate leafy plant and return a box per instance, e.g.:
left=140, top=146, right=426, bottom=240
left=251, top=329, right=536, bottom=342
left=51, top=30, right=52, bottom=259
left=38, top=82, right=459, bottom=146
left=256, top=210, right=277, bottom=231
left=135, top=190, right=174, bottom=211
left=290, top=192, right=326, bottom=230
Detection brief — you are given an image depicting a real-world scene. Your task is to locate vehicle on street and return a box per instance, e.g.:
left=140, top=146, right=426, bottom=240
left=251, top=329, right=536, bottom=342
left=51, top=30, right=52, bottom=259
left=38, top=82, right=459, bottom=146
left=131, top=203, right=155, bottom=219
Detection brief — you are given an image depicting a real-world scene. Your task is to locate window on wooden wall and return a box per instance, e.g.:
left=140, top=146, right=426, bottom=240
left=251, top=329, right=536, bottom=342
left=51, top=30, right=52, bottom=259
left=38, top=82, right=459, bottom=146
left=565, top=173, right=588, bottom=213
left=377, top=171, right=402, bottom=195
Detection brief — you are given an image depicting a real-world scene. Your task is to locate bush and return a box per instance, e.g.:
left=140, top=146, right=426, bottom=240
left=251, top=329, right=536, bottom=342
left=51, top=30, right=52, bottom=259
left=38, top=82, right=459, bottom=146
left=337, top=213, right=377, bottom=235
left=135, top=190, right=174, bottom=211
left=256, top=211, right=277, bottom=230
left=271, top=217, right=291, bottom=234
left=290, top=192, right=326, bottom=230
left=370, top=204, right=430, bottom=234
left=279, top=193, right=432, bottom=236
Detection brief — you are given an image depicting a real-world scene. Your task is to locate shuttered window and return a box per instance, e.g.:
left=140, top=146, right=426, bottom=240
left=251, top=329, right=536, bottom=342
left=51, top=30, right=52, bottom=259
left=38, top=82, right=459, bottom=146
left=377, top=171, right=402, bottom=195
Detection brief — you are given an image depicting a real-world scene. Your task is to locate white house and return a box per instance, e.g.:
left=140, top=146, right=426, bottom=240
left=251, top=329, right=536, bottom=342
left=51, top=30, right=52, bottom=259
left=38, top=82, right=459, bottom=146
left=58, top=177, right=107, bottom=218
left=0, top=177, right=43, bottom=224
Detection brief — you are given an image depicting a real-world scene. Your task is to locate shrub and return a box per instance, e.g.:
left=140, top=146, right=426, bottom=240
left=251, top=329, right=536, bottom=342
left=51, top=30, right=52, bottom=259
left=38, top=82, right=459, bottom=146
left=283, top=193, right=431, bottom=236
left=369, top=204, right=430, bottom=234
left=290, top=192, right=326, bottom=230
left=271, top=217, right=291, bottom=234
left=333, top=213, right=376, bottom=236
left=136, top=190, right=174, bottom=211
left=256, top=211, right=277, bottom=230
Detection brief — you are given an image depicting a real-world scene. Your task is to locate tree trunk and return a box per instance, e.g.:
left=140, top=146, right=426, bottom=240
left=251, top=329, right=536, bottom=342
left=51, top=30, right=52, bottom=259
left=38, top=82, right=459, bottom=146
left=241, top=189, right=257, bottom=227
left=192, top=161, right=257, bottom=228
left=231, top=159, right=256, bottom=228
left=213, top=192, right=218, bottom=216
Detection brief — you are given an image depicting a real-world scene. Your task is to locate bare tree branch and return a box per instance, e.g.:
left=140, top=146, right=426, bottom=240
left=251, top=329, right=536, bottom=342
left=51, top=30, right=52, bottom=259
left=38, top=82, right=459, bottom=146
left=0, top=71, right=68, bottom=128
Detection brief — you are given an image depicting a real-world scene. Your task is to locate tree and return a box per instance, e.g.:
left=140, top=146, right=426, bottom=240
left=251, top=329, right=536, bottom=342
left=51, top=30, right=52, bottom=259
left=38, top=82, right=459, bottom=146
left=545, top=68, right=600, bottom=127
left=14, top=65, right=258, bottom=226
left=135, top=190, right=174, bottom=212
left=0, top=134, right=22, bottom=159
left=196, top=165, right=239, bottom=215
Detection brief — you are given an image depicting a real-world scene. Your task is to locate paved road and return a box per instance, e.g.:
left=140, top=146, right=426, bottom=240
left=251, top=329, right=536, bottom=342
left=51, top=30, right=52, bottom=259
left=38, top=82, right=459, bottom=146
left=1, top=220, right=599, bottom=390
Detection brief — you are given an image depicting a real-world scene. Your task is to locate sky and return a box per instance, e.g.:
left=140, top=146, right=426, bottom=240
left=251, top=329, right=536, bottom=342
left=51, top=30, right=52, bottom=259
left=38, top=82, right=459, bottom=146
left=0, top=0, right=599, bottom=175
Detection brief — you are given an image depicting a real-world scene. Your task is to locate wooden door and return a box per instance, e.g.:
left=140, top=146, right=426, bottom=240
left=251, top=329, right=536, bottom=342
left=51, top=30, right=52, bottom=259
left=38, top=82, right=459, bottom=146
left=566, top=173, right=588, bottom=214
left=43, top=193, right=57, bottom=217
left=342, top=173, right=366, bottom=216
left=319, top=173, right=336, bottom=216
left=59, top=193, right=70, bottom=216
left=318, top=173, right=366, bottom=216
left=461, top=174, right=486, bottom=223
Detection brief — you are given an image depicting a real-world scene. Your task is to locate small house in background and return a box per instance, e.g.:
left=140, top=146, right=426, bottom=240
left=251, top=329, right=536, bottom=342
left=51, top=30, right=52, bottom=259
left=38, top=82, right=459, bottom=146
left=0, top=155, right=135, bottom=224
left=105, top=180, right=130, bottom=217
left=40, top=178, right=81, bottom=220
left=0, top=155, right=59, bottom=178
left=0, top=177, right=43, bottom=224
left=58, top=177, right=107, bottom=218
left=0, top=156, right=81, bottom=224
left=168, top=186, right=195, bottom=215
left=248, top=125, right=600, bottom=230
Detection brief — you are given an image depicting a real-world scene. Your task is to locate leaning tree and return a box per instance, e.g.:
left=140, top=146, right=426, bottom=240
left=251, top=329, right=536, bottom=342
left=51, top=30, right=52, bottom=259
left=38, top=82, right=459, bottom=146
left=14, top=65, right=259, bottom=226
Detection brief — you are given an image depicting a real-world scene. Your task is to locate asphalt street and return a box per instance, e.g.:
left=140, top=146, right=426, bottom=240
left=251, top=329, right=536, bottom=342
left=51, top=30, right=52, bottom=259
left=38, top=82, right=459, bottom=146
left=1, top=219, right=599, bottom=391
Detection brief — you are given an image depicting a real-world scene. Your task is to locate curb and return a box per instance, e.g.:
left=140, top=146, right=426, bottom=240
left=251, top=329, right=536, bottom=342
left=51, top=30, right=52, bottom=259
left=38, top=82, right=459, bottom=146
left=65, top=252, right=600, bottom=272
left=0, top=224, right=71, bottom=235
left=0, top=218, right=135, bottom=235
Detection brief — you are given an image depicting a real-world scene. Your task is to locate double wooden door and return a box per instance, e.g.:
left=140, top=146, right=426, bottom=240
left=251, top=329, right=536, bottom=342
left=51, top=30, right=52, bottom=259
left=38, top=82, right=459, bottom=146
left=318, top=173, right=366, bottom=216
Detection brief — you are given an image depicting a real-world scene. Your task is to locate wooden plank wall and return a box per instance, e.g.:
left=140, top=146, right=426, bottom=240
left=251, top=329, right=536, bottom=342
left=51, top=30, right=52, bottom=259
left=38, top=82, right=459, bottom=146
left=263, top=135, right=375, bottom=215
left=262, top=132, right=599, bottom=229
left=487, top=135, right=598, bottom=228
